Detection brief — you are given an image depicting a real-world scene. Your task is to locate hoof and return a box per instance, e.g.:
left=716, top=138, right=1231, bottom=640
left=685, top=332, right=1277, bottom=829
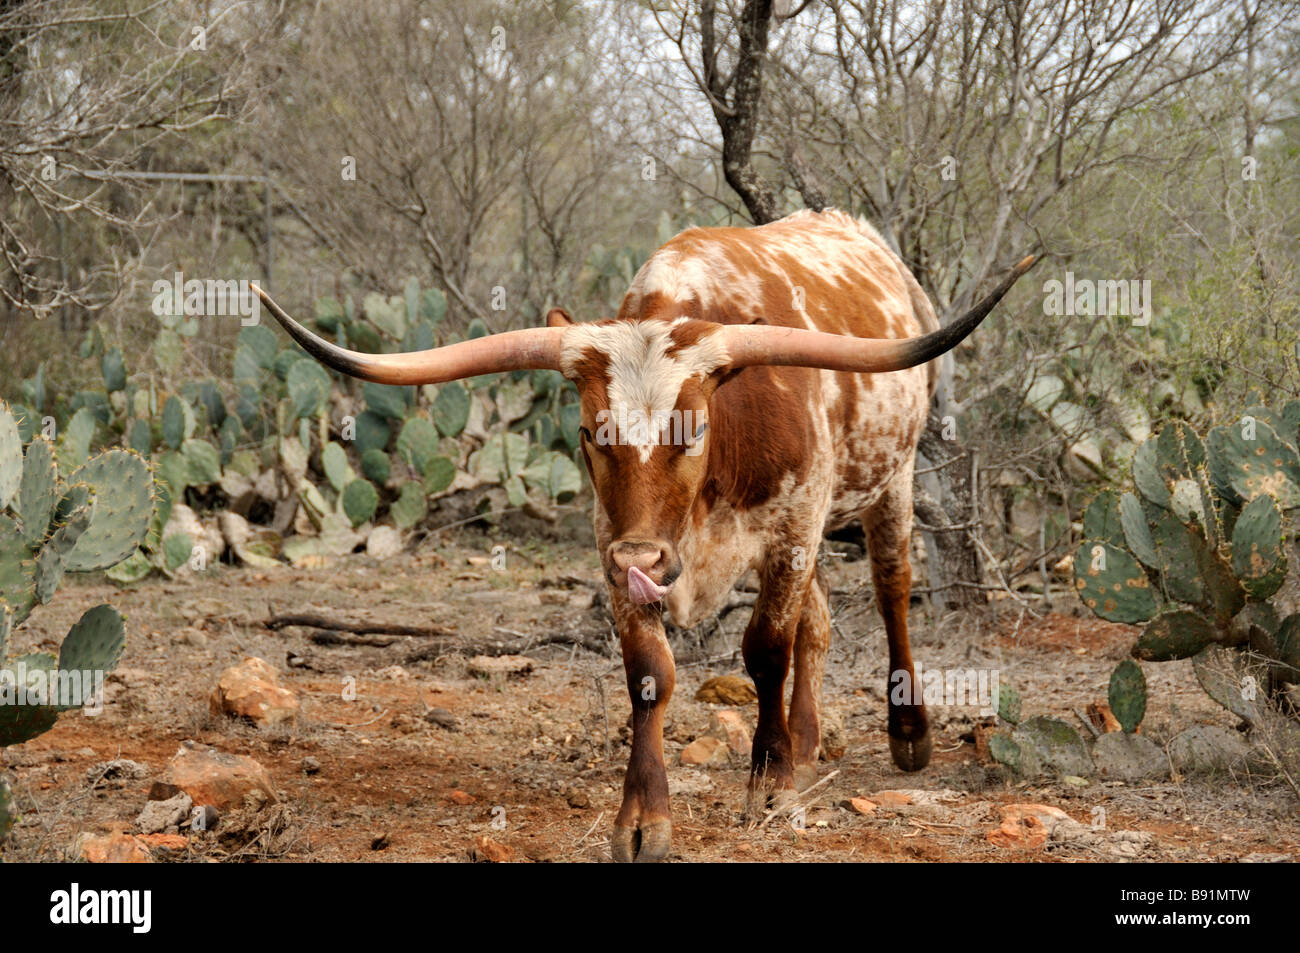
left=889, top=731, right=932, bottom=772
left=745, top=783, right=800, bottom=823
left=610, top=818, right=671, bottom=863
left=793, top=764, right=819, bottom=792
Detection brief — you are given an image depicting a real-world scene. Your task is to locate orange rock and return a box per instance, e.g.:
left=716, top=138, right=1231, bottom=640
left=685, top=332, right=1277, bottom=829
left=137, top=833, right=188, bottom=851
left=209, top=657, right=299, bottom=727
left=987, top=803, right=1074, bottom=849
left=680, top=736, right=727, bottom=765
left=80, top=832, right=152, bottom=863
left=872, top=790, right=914, bottom=808
left=471, top=835, right=514, bottom=863
left=709, top=710, right=752, bottom=756
left=848, top=797, right=878, bottom=815
left=163, top=741, right=278, bottom=812
left=448, top=789, right=475, bottom=805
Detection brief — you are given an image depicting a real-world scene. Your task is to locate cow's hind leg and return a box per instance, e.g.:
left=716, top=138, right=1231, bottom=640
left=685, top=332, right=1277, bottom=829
left=788, top=569, right=830, bottom=791
left=863, top=477, right=932, bottom=772
left=610, top=606, right=676, bottom=863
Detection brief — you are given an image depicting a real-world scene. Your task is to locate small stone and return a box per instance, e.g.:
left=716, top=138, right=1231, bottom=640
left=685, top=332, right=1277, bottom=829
left=424, top=708, right=458, bottom=730
left=986, top=804, right=1073, bottom=849
left=371, top=832, right=390, bottom=851
left=135, top=792, right=193, bottom=834
left=447, top=789, right=475, bottom=805
left=365, top=526, right=404, bottom=559
left=680, top=736, right=727, bottom=765
left=470, top=835, right=513, bottom=863
left=871, top=790, right=914, bottom=808
left=695, top=674, right=757, bottom=706
left=79, top=832, right=151, bottom=864
left=148, top=781, right=182, bottom=802
left=174, top=627, right=208, bottom=649
left=138, top=833, right=188, bottom=852
left=467, top=655, right=534, bottom=678
left=162, top=741, right=278, bottom=813
left=847, top=797, right=877, bottom=815
left=209, top=656, right=299, bottom=727
left=708, top=710, right=752, bottom=756
left=301, top=756, right=322, bottom=775
left=538, top=590, right=569, bottom=605
left=86, top=759, right=148, bottom=786
left=565, top=789, right=590, bottom=809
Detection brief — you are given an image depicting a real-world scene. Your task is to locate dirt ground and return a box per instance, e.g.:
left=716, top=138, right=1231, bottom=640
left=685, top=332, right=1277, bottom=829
left=3, top=526, right=1298, bottom=863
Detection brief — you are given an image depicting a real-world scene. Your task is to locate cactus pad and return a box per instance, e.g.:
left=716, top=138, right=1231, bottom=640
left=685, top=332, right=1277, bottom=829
left=1081, top=489, right=1124, bottom=548
left=341, top=479, right=379, bottom=527
left=0, top=517, right=36, bottom=626
left=55, top=603, right=125, bottom=709
left=0, top=652, right=59, bottom=745
left=35, top=504, right=91, bottom=604
left=422, top=456, right=456, bottom=495
left=432, top=382, right=471, bottom=437
left=390, top=482, right=427, bottom=530
left=1193, top=644, right=1266, bottom=725
left=1230, top=494, right=1287, bottom=599
left=1108, top=659, right=1147, bottom=733
left=62, top=451, right=153, bottom=573
left=17, top=437, right=58, bottom=547
left=360, top=448, right=391, bottom=486
left=1073, top=541, right=1156, bottom=623
left=1206, top=419, right=1300, bottom=508
left=1133, top=609, right=1219, bottom=661
left=0, top=403, right=20, bottom=511
left=1118, top=491, right=1158, bottom=566
left=397, top=418, right=440, bottom=475
left=321, top=441, right=353, bottom=492
left=1132, top=437, right=1170, bottom=508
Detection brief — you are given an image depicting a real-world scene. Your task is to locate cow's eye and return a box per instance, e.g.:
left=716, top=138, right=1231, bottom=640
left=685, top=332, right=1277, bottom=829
left=694, top=421, right=709, bottom=440
left=578, top=426, right=592, bottom=443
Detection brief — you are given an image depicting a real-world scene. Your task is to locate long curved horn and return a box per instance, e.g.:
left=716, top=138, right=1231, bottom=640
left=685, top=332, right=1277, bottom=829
left=720, top=255, right=1037, bottom=373
left=251, top=285, right=564, bottom=385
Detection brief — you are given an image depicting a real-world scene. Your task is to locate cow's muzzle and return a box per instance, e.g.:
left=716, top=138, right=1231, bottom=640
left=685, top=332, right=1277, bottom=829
left=608, top=539, right=677, bottom=605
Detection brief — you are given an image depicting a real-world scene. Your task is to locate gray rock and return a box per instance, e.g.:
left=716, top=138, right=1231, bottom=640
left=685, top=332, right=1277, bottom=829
left=135, top=792, right=193, bottom=834
left=86, top=759, right=148, bottom=786
left=1168, top=725, right=1250, bottom=774
left=1092, top=731, right=1169, bottom=781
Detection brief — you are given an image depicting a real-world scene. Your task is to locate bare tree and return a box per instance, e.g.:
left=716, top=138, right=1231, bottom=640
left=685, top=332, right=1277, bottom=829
left=0, top=0, right=256, bottom=322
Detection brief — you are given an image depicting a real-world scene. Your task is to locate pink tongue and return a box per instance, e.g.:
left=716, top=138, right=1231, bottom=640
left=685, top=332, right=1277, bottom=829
left=627, top=566, right=669, bottom=605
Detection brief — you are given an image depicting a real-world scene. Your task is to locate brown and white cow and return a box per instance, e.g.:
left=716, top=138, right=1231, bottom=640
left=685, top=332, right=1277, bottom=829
left=254, top=209, right=1033, bottom=862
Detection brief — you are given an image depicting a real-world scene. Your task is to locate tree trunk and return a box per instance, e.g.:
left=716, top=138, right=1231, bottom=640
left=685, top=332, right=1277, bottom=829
left=915, top=414, right=984, bottom=610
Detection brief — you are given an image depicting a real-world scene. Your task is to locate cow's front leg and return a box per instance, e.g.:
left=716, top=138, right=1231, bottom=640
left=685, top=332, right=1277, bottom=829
left=743, top=559, right=811, bottom=819
left=610, top=604, right=676, bottom=863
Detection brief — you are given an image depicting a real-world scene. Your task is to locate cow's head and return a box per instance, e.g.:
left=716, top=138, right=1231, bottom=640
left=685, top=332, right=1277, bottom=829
left=252, top=253, right=1032, bottom=607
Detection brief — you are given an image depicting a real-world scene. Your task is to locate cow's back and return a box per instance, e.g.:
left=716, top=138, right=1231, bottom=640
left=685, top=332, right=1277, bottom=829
left=619, top=209, right=935, bottom=529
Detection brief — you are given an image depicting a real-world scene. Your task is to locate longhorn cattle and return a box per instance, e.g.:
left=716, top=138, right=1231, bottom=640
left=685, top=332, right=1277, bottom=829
left=253, top=209, right=1034, bottom=862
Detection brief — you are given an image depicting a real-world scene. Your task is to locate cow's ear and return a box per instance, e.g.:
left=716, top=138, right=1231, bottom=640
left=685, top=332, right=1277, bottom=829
left=546, top=307, right=575, bottom=328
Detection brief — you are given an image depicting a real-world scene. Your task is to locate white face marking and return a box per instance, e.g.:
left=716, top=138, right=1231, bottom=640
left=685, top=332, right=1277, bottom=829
left=561, top=322, right=729, bottom=463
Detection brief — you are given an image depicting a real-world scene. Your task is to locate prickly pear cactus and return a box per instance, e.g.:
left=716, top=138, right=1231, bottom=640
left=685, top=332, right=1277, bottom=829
left=0, top=402, right=142, bottom=765
left=1074, top=405, right=1300, bottom=725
